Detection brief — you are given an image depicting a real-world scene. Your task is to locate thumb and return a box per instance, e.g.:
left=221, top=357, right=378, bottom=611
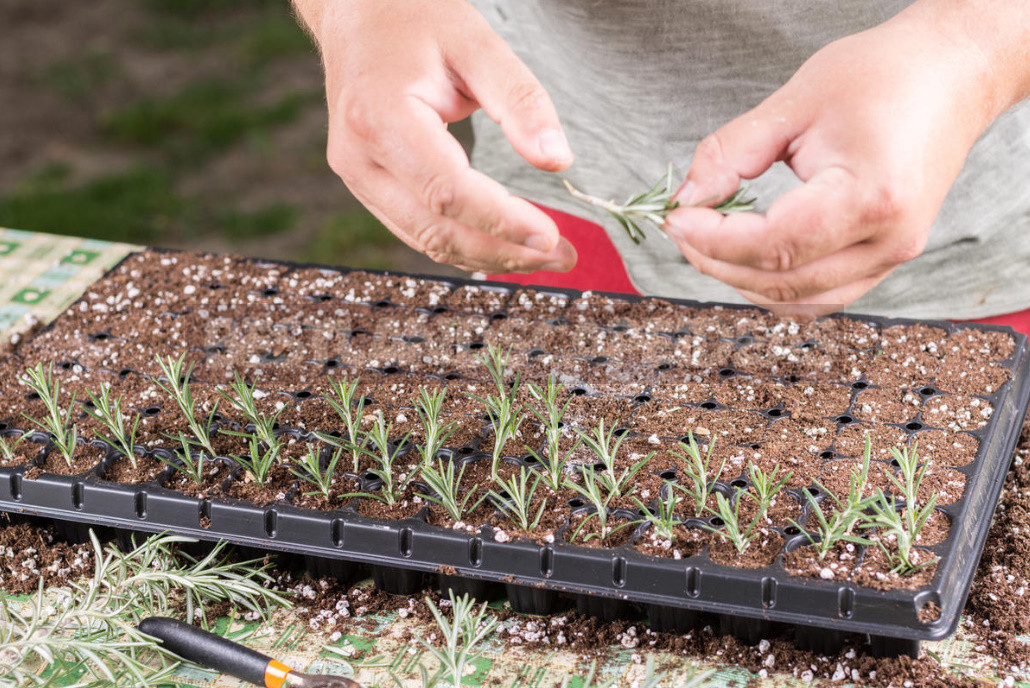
left=445, top=31, right=573, bottom=172
left=677, top=94, right=802, bottom=207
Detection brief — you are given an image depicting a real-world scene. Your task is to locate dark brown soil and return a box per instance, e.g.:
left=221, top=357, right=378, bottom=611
left=0, top=520, right=94, bottom=594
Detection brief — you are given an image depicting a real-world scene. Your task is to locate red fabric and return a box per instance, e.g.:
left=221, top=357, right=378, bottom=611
left=487, top=203, right=1030, bottom=336
left=487, top=204, right=639, bottom=295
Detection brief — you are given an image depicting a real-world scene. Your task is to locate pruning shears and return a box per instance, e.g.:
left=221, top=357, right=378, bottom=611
left=139, top=617, right=362, bottom=688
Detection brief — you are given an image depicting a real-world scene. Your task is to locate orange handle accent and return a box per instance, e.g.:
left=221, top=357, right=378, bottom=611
left=265, top=659, right=292, bottom=688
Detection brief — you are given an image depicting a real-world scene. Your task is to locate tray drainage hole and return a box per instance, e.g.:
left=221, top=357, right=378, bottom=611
left=906, top=421, right=924, bottom=432
left=72, top=483, right=85, bottom=510
left=569, top=498, right=586, bottom=509
left=766, top=408, right=785, bottom=418
left=633, top=393, right=652, bottom=404
left=90, top=332, right=111, bottom=342
left=372, top=299, right=391, bottom=309
left=458, top=446, right=475, bottom=455
left=784, top=525, right=801, bottom=536
left=718, top=367, right=736, bottom=378
left=806, top=486, right=821, bottom=498
left=919, top=386, right=937, bottom=396
left=749, top=443, right=762, bottom=450
left=399, top=528, right=414, bottom=557
left=613, top=324, right=630, bottom=332
left=571, top=387, right=588, bottom=397
left=59, top=361, right=74, bottom=371
left=444, top=372, right=462, bottom=381
left=134, top=492, right=148, bottom=519
left=523, top=454, right=540, bottom=466
left=709, top=516, right=725, bottom=528
left=432, top=305, right=449, bottom=314
left=262, top=288, right=279, bottom=297
left=468, top=341, right=485, bottom=350
left=736, top=336, right=754, bottom=346
left=295, top=390, right=312, bottom=400
left=317, top=294, right=333, bottom=302
left=363, top=471, right=379, bottom=483
left=659, top=469, right=677, bottom=481
left=528, top=348, right=547, bottom=358
left=208, top=282, right=222, bottom=290
left=25, top=391, right=40, bottom=402
left=403, top=335, right=425, bottom=344
left=0, top=422, right=7, bottom=432
left=835, top=414, right=854, bottom=425
left=591, top=355, right=609, bottom=365
left=657, top=362, right=673, bottom=371
left=143, top=406, right=161, bottom=417
left=264, top=511, right=278, bottom=538
left=851, top=381, right=869, bottom=390
left=820, top=450, right=835, bottom=459
left=614, top=427, right=630, bottom=438
left=890, top=457, right=902, bottom=468
left=469, top=537, right=483, bottom=567
left=700, top=401, right=719, bottom=410
left=490, top=312, right=508, bottom=322
left=324, top=359, right=341, bottom=369
left=730, top=479, right=748, bottom=490
left=382, top=365, right=400, bottom=375
left=119, top=368, right=133, bottom=377
left=612, top=557, right=627, bottom=588
left=331, top=519, right=345, bottom=547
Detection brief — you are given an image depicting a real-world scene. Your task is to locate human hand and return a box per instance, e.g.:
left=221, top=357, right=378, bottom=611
left=294, top=0, right=577, bottom=273
left=663, top=8, right=1004, bottom=318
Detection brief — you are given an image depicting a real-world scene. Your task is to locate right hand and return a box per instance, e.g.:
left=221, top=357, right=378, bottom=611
left=298, top=0, right=578, bottom=274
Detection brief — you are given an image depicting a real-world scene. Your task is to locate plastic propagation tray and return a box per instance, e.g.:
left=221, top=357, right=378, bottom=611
left=1, top=250, right=1029, bottom=660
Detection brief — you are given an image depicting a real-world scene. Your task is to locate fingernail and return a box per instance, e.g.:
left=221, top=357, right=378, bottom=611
left=538, top=129, right=573, bottom=163
left=524, top=233, right=555, bottom=252
left=541, top=260, right=572, bottom=272
left=673, top=181, right=696, bottom=205
left=663, top=213, right=686, bottom=239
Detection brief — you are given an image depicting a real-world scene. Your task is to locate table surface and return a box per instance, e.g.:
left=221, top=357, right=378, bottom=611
left=0, top=226, right=1020, bottom=687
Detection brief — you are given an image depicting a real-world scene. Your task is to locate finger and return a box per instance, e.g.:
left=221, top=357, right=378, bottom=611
left=736, top=272, right=890, bottom=320
left=666, top=166, right=869, bottom=272
left=344, top=160, right=577, bottom=274
left=356, top=95, right=564, bottom=252
left=444, top=24, right=573, bottom=171
left=676, top=94, right=804, bottom=207
left=673, top=234, right=888, bottom=303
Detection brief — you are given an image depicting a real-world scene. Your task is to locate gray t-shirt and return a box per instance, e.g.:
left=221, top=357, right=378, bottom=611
left=468, top=0, right=1030, bottom=319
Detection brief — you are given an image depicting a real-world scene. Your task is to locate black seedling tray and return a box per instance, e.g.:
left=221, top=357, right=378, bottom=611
left=1, top=250, right=1029, bottom=660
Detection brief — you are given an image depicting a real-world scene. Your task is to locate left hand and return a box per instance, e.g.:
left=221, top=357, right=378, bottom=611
left=663, top=8, right=1000, bottom=318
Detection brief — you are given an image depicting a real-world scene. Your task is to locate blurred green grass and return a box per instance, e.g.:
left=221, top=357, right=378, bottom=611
left=0, top=0, right=451, bottom=274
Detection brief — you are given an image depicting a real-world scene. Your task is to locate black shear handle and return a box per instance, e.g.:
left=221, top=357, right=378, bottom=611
left=139, top=616, right=272, bottom=686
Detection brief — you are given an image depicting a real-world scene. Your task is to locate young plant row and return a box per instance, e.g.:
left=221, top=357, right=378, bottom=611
left=6, top=349, right=940, bottom=569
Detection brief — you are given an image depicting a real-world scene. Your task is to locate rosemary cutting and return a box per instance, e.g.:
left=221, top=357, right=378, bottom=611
left=564, top=164, right=756, bottom=244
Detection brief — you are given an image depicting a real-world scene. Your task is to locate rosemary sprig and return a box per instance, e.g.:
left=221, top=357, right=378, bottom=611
left=0, top=432, right=25, bottom=464
left=527, top=377, right=579, bottom=491
left=672, top=433, right=727, bottom=517
left=790, top=436, right=876, bottom=560
left=576, top=419, right=650, bottom=500
left=153, top=353, right=219, bottom=457
left=705, top=463, right=791, bottom=554
left=632, top=485, right=683, bottom=542
left=415, top=386, right=457, bottom=465
left=154, top=433, right=206, bottom=485
left=472, top=345, right=526, bottom=480
left=235, top=435, right=283, bottom=486
left=564, top=465, right=636, bottom=543
left=488, top=465, right=548, bottom=531
left=20, top=363, right=78, bottom=467
left=564, top=164, right=757, bottom=244
left=418, top=456, right=487, bottom=522
left=347, top=411, right=415, bottom=506
left=289, top=444, right=343, bottom=499
left=219, top=374, right=282, bottom=447
left=419, top=592, right=498, bottom=688
left=317, top=376, right=367, bottom=473
left=85, top=383, right=140, bottom=468
left=0, top=531, right=290, bottom=687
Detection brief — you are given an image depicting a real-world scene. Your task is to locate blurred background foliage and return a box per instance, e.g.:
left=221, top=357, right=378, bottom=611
left=0, top=0, right=466, bottom=274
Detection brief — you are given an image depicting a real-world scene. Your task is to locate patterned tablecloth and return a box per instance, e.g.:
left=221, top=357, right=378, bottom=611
left=0, top=227, right=1022, bottom=687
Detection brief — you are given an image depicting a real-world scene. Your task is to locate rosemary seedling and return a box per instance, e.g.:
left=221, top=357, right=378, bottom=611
left=85, top=383, right=140, bottom=468
left=472, top=345, right=526, bottom=480
left=0, top=531, right=289, bottom=687
left=0, top=432, right=25, bottom=464
left=632, top=485, right=683, bottom=542
left=565, top=466, right=636, bottom=543
left=790, top=437, right=875, bottom=559
left=350, top=411, right=416, bottom=506
left=415, top=386, right=457, bottom=464
left=419, top=592, right=498, bottom=688
left=527, top=377, right=579, bottom=491
left=705, top=464, right=791, bottom=554
left=153, top=353, right=219, bottom=457
left=289, top=444, right=342, bottom=499
left=488, top=465, right=548, bottom=531
left=219, top=373, right=283, bottom=447
left=673, top=432, right=727, bottom=517
left=564, top=164, right=757, bottom=244
left=235, top=435, right=283, bottom=485
left=418, top=456, right=487, bottom=522
left=862, top=444, right=940, bottom=574
left=577, top=419, right=650, bottom=500
left=20, top=363, right=78, bottom=467
left=154, top=433, right=206, bottom=485
left=317, top=376, right=367, bottom=473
